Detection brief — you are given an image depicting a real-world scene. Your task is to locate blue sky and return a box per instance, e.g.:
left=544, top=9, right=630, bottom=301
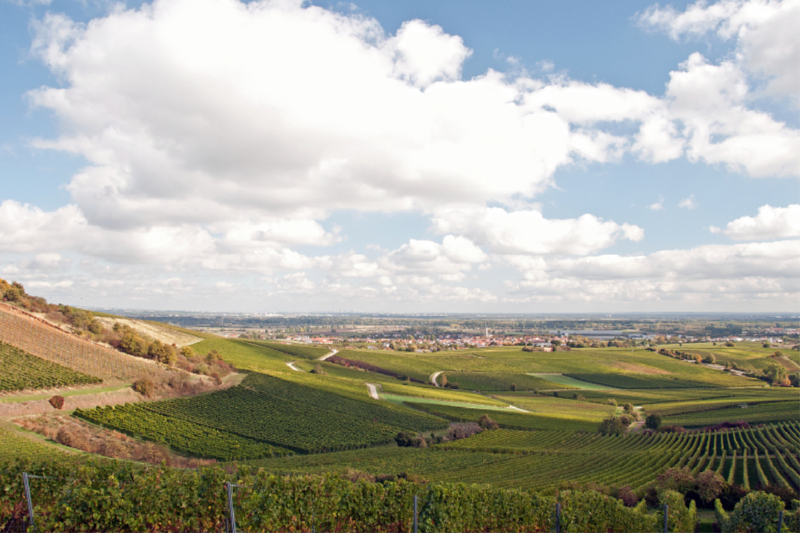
left=1, top=0, right=798, bottom=313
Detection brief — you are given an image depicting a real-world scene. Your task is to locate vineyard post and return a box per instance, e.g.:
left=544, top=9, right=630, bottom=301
left=663, top=503, right=668, bottom=533
left=23, top=472, right=35, bottom=532
left=777, top=510, right=783, bottom=533
left=555, top=502, right=561, bottom=533
left=225, top=482, right=237, bottom=533
left=413, top=494, right=418, bottom=533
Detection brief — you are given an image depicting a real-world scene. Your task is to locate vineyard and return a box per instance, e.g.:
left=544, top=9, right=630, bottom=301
left=0, top=460, right=737, bottom=533
left=0, top=304, right=159, bottom=380
left=0, top=341, right=101, bottom=392
left=257, top=341, right=330, bottom=359
left=75, top=404, right=290, bottom=460
left=438, top=372, right=576, bottom=391
left=76, top=373, right=448, bottom=456
left=404, top=401, right=599, bottom=432
left=250, top=421, right=800, bottom=495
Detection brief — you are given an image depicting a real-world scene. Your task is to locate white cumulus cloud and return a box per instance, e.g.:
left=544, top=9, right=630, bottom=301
left=711, top=204, right=800, bottom=240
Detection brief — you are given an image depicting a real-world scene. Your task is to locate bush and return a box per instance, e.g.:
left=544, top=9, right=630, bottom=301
left=645, top=413, right=662, bottom=430
left=656, top=467, right=696, bottom=495
left=598, top=416, right=628, bottom=436
left=133, top=377, right=155, bottom=397
left=716, top=491, right=786, bottom=533
left=696, top=470, right=725, bottom=503
left=477, top=414, right=499, bottom=430
left=703, top=354, right=716, bottom=364
left=48, top=395, right=65, bottom=410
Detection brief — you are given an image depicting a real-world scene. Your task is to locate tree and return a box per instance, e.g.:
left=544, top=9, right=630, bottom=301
left=703, top=354, right=716, bottom=364
left=394, top=431, right=415, bottom=447
left=645, top=413, right=662, bottom=430
left=695, top=471, right=725, bottom=503
left=510, top=383, right=516, bottom=391
left=598, top=416, right=627, bottom=436
left=763, top=362, right=788, bottom=386
left=550, top=340, right=562, bottom=347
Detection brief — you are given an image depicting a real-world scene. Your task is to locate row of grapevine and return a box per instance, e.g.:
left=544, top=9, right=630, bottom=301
left=0, top=341, right=101, bottom=392
left=75, top=404, right=290, bottom=460
left=0, top=461, right=707, bottom=533
left=77, top=373, right=446, bottom=456
left=434, top=421, right=800, bottom=492
left=0, top=304, right=159, bottom=380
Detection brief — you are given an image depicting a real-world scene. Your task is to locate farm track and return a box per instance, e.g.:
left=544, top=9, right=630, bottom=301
left=286, top=361, right=304, bottom=372
left=366, top=383, right=380, bottom=400
left=430, top=371, right=444, bottom=387
left=318, top=349, right=338, bottom=361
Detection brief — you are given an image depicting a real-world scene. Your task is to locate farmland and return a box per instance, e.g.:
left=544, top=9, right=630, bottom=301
left=0, top=341, right=101, bottom=392
left=0, top=311, right=798, bottom=532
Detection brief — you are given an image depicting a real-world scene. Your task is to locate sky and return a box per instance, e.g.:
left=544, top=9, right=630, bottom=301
left=0, top=0, right=798, bottom=313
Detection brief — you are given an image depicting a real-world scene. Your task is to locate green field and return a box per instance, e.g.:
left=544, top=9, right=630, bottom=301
left=2, top=332, right=796, bottom=498
left=0, top=341, right=102, bottom=392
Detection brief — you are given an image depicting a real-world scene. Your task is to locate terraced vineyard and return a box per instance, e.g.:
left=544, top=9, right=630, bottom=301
left=0, top=341, right=101, bottom=392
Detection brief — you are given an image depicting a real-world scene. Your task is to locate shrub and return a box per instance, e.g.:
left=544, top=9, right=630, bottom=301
left=133, top=377, right=155, bottom=397
left=656, top=467, right=696, bottom=495
left=716, top=491, right=785, bottom=533
left=696, top=470, right=725, bottom=503
left=48, top=395, right=65, bottom=410
left=645, top=413, right=662, bottom=430
left=477, top=414, right=499, bottom=430
left=394, top=431, right=416, bottom=447
left=703, top=354, right=716, bottom=364
left=598, top=416, right=627, bottom=436
left=510, top=383, right=516, bottom=391
left=310, top=364, right=327, bottom=375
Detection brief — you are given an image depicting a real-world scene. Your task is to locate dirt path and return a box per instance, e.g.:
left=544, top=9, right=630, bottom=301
left=286, top=361, right=305, bottom=372
left=507, top=405, right=531, bottom=413
left=317, top=349, right=338, bottom=361
left=430, top=371, right=444, bottom=387
left=366, top=383, right=380, bottom=400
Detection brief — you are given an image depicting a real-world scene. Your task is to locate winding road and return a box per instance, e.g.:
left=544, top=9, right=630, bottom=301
left=430, top=371, right=444, bottom=387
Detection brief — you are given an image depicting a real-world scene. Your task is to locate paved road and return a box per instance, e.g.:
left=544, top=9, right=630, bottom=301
left=317, top=349, right=338, bottom=361
left=285, top=361, right=304, bottom=372
left=430, top=371, right=444, bottom=387
left=366, top=383, right=380, bottom=400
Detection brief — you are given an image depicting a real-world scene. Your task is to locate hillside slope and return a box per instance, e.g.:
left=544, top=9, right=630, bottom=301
left=0, top=303, right=160, bottom=381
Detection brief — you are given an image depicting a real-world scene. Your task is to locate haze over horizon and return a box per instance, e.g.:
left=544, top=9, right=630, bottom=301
left=1, top=0, right=798, bottom=313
